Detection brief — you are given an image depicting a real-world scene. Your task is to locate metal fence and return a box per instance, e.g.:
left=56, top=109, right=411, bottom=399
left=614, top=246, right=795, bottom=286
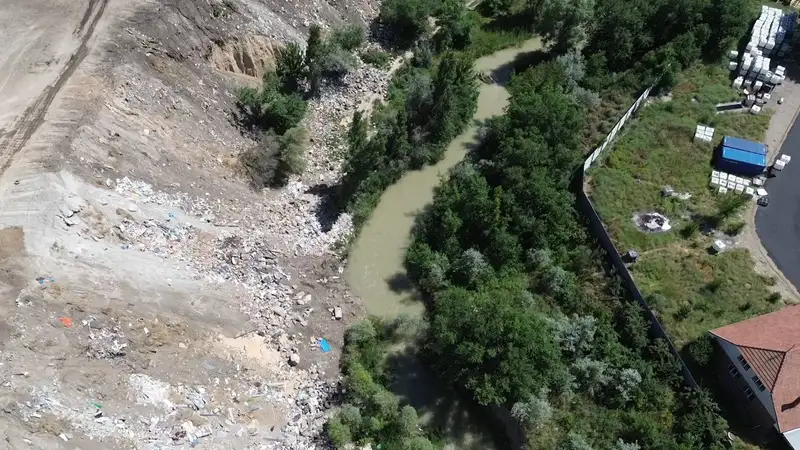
left=575, top=80, right=699, bottom=388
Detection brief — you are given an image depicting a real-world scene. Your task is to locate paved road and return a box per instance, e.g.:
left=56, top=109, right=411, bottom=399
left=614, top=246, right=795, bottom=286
left=755, top=116, right=800, bottom=287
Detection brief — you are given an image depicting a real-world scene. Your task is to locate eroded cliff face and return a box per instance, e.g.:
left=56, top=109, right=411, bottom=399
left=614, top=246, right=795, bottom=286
left=0, top=0, right=394, bottom=448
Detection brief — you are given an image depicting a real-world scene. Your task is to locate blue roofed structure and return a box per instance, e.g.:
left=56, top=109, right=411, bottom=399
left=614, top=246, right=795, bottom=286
left=717, top=146, right=767, bottom=176
left=722, top=136, right=767, bottom=155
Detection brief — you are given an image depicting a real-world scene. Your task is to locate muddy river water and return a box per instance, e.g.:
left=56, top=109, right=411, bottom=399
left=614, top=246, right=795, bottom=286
left=344, top=38, right=543, bottom=449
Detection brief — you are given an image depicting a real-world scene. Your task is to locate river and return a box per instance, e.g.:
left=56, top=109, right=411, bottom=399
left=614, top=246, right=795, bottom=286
left=344, top=38, right=543, bottom=449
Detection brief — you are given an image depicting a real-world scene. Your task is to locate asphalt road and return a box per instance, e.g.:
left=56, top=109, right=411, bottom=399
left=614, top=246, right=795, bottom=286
left=755, top=116, right=800, bottom=287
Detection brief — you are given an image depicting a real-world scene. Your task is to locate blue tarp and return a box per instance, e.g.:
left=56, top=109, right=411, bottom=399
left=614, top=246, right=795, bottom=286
left=722, top=136, right=767, bottom=155
left=319, top=338, right=331, bottom=353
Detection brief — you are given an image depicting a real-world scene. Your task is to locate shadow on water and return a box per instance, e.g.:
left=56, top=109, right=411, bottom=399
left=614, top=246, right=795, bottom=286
left=386, top=346, right=509, bottom=450
left=488, top=49, right=551, bottom=86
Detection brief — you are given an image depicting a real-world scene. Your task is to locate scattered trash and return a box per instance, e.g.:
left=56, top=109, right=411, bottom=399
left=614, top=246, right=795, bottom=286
left=319, top=339, right=331, bottom=353
left=333, top=306, right=343, bottom=320
left=36, top=276, right=55, bottom=285
left=13, top=180, right=19, bottom=186
left=59, top=317, right=73, bottom=328
left=289, top=353, right=300, bottom=366
left=633, top=212, right=672, bottom=233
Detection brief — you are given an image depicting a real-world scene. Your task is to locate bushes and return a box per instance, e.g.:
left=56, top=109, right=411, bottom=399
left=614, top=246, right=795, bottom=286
left=241, top=126, right=308, bottom=187
left=332, top=24, right=366, bottom=51
left=361, top=48, right=391, bottom=69
left=379, top=0, right=438, bottom=47
left=236, top=73, right=308, bottom=134
left=325, top=318, right=436, bottom=449
left=237, top=23, right=370, bottom=185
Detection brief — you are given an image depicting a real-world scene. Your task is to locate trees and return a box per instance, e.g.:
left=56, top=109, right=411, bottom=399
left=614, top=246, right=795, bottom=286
left=326, top=318, right=436, bottom=449
left=405, top=57, right=734, bottom=448
left=435, top=0, right=474, bottom=51
left=379, top=0, right=437, bottom=47
left=276, top=42, right=306, bottom=92
left=429, top=52, right=478, bottom=143
left=235, top=73, right=308, bottom=134
left=426, top=274, right=565, bottom=405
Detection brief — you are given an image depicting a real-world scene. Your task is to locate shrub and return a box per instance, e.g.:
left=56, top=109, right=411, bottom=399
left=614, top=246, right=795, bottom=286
left=276, top=42, right=307, bottom=92
left=241, top=131, right=281, bottom=187
left=241, top=126, right=308, bottom=187
left=316, top=46, right=358, bottom=79
left=379, top=0, right=436, bottom=47
left=236, top=73, right=308, bottom=134
left=688, top=335, right=714, bottom=367
left=767, top=292, right=782, bottom=303
left=680, top=221, right=699, bottom=239
left=723, top=220, right=746, bottom=236
left=273, top=126, right=308, bottom=185
left=333, top=24, right=366, bottom=51
left=361, top=48, right=391, bottom=69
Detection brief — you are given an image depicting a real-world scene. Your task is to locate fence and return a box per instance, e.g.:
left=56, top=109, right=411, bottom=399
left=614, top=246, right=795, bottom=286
left=575, top=80, right=699, bottom=388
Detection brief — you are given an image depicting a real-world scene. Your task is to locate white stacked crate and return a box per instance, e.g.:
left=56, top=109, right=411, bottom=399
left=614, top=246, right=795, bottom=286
left=694, top=125, right=714, bottom=143
left=737, top=6, right=797, bottom=90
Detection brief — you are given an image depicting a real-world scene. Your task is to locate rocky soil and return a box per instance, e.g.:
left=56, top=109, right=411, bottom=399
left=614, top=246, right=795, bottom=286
left=0, top=0, right=398, bottom=448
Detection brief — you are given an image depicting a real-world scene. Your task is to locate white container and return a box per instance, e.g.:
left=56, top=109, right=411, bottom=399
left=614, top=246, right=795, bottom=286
left=719, top=172, right=729, bottom=181
left=751, top=105, right=763, bottom=115
left=781, top=154, right=792, bottom=163
left=757, top=188, right=768, bottom=197
left=729, top=50, right=739, bottom=59
left=713, top=240, right=727, bottom=253
left=712, top=170, right=720, bottom=178
left=729, top=61, right=738, bottom=70
left=735, top=184, right=745, bottom=194
left=733, top=77, right=744, bottom=89
left=746, top=187, right=756, bottom=197
left=753, top=177, right=765, bottom=186
left=719, top=186, right=729, bottom=195
left=775, top=159, right=786, bottom=171
left=764, top=93, right=772, bottom=102
left=710, top=178, right=719, bottom=187
left=727, top=181, right=737, bottom=189
left=754, top=80, right=764, bottom=91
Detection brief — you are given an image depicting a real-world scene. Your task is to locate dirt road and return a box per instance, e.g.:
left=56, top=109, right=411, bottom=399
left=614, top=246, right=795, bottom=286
left=0, top=0, right=108, bottom=175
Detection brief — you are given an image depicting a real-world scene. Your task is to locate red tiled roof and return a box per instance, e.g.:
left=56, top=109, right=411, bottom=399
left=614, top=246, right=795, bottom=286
left=711, top=305, right=800, bottom=432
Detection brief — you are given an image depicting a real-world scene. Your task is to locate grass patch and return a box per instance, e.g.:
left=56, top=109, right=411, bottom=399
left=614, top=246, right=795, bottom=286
left=591, top=64, right=770, bottom=251
left=588, top=62, right=778, bottom=351
left=632, top=247, right=775, bottom=348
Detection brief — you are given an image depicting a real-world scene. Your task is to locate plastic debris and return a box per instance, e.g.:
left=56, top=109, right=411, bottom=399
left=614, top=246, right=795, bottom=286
left=59, top=317, right=73, bottom=328
left=319, top=338, right=331, bottom=353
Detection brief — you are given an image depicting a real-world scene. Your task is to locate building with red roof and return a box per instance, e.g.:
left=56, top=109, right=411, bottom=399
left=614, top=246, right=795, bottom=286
left=711, top=305, right=800, bottom=448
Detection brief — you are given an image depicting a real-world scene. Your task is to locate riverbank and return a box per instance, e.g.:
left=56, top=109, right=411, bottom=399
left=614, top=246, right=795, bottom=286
left=343, top=37, right=543, bottom=449
left=345, top=37, right=544, bottom=318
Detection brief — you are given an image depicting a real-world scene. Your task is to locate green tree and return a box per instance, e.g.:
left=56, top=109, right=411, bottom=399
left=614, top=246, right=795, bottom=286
left=426, top=274, right=565, bottom=405
left=379, top=0, right=436, bottom=47
left=236, top=73, right=308, bottom=133
left=332, top=24, right=366, bottom=51
left=435, top=0, right=474, bottom=50
left=272, top=126, right=308, bottom=185
left=429, top=51, right=478, bottom=143
left=276, top=42, right=306, bottom=92
left=675, top=388, right=729, bottom=448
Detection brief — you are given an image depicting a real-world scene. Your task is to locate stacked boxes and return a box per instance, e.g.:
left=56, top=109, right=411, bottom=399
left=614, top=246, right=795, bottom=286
left=738, top=6, right=797, bottom=89
left=694, top=125, right=714, bottom=143
left=711, top=171, right=761, bottom=199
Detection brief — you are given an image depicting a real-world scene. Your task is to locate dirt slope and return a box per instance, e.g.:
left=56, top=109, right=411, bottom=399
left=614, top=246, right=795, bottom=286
left=0, top=0, right=389, bottom=448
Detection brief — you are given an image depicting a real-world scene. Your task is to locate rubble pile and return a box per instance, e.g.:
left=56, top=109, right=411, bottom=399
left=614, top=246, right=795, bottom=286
left=85, top=317, right=129, bottom=359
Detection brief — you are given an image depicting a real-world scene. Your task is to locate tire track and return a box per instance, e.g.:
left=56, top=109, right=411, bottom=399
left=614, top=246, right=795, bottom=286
left=0, top=0, right=108, bottom=176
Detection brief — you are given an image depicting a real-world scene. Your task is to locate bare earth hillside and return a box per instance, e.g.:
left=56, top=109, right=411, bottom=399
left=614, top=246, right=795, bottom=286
left=0, top=0, right=394, bottom=448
